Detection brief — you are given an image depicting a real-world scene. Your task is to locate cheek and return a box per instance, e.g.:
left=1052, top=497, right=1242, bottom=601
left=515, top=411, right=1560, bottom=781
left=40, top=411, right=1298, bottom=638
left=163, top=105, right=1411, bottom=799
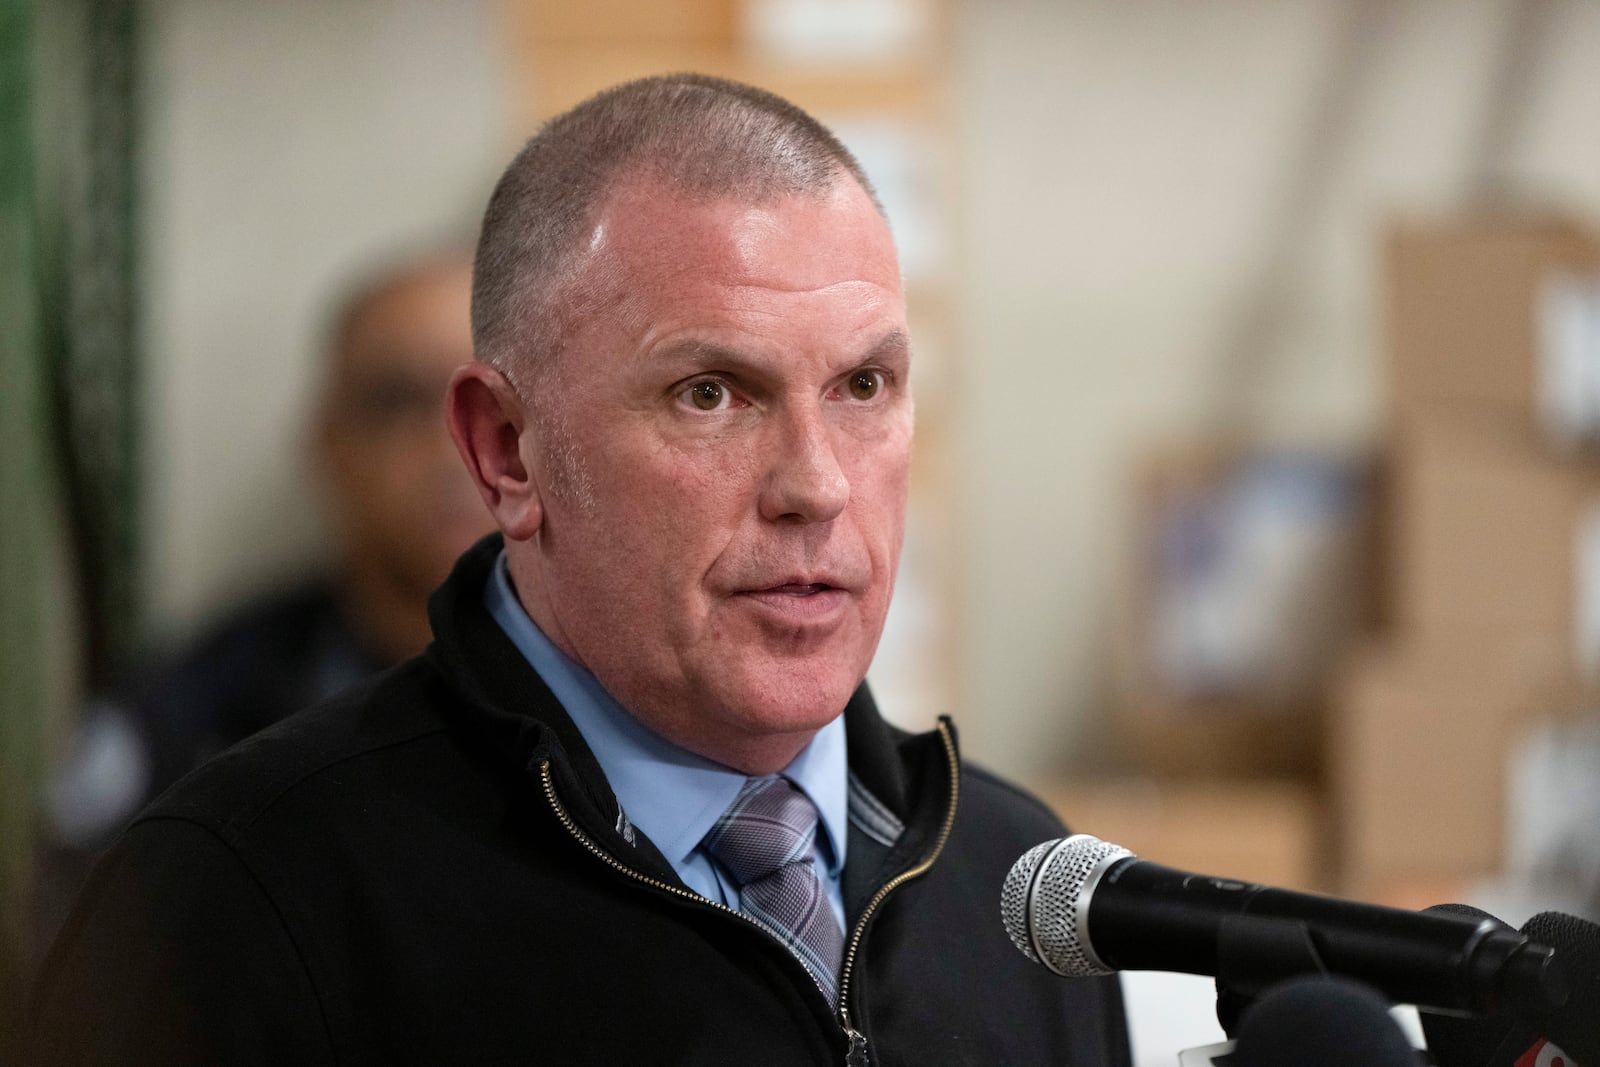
left=848, top=432, right=913, bottom=527
left=651, top=440, right=762, bottom=523
left=577, top=444, right=746, bottom=577
left=327, top=442, right=406, bottom=515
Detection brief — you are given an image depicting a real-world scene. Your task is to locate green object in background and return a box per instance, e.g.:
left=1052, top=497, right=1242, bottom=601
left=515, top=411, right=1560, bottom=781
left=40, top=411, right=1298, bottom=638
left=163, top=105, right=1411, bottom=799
left=1, top=0, right=57, bottom=1045
left=0, top=0, right=140, bottom=1049
left=35, top=0, right=142, bottom=692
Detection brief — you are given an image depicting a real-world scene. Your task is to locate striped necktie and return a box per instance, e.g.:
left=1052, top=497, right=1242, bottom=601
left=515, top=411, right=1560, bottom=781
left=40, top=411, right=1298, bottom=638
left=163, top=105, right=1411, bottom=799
left=701, top=775, right=845, bottom=1004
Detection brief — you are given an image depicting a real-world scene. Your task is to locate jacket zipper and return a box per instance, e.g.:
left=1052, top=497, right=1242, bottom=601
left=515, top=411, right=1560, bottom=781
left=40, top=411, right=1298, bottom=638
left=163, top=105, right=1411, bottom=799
left=536, top=763, right=837, bottom=1001
left=835, top=719, right=960, bottom=1061
left=536, top=717, right=961, bottom=1067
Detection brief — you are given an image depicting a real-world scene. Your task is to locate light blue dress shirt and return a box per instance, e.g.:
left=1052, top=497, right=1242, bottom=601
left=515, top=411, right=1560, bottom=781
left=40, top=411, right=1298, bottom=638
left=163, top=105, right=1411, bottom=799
left=485, top=552, right=849, bottom=927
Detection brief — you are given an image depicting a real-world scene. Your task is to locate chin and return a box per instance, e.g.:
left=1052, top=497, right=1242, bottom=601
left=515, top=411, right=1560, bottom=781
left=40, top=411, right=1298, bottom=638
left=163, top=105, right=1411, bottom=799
left=723, top=660, right=863, bottom=735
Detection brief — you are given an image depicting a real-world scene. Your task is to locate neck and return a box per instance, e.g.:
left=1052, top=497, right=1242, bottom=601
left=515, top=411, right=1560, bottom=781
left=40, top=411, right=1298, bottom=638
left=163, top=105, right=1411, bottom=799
left=336, top=559, right=434, bottom=666
left=689, top=731, right=818, bottom=778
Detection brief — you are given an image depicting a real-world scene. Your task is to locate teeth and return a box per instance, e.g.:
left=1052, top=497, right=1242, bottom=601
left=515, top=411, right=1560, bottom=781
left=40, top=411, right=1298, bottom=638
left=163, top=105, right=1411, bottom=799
left=751, top=582, right=835, bottom=596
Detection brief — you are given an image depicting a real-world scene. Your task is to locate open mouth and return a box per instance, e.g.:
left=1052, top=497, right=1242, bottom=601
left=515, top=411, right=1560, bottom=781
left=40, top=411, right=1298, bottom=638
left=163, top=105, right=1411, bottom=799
left=764, top=582, right=834, bottom=596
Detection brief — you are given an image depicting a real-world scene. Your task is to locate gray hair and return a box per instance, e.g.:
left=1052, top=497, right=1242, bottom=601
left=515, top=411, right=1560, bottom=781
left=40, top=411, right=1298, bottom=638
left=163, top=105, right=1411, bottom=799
left=470, top=73, right=883, bottom=394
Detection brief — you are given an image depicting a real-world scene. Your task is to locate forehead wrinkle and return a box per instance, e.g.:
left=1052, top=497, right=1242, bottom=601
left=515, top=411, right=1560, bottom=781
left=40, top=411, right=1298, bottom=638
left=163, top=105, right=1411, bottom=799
left=594, top=188, right=898, bottom=297
left=722, top=275, right=898, bottom=297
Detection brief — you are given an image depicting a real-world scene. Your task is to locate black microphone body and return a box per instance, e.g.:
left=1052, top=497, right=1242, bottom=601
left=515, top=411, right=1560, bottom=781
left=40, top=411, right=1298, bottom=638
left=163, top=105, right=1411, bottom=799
left=1090, top=856, right=1549, bottom=1013
left=1002, top=836, right=1569, bottom=1019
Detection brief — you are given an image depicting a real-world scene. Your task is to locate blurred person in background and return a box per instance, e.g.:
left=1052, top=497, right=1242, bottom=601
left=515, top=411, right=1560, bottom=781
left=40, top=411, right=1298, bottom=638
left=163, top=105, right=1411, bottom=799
left=37, top=253, right=492, bottom=891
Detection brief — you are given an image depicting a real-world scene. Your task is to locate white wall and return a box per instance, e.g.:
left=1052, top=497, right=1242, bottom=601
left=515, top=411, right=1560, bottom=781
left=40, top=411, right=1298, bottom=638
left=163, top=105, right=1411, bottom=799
left=140, top=0, right=509, bottom=637
left=950, top=0, right=1600, bottom=783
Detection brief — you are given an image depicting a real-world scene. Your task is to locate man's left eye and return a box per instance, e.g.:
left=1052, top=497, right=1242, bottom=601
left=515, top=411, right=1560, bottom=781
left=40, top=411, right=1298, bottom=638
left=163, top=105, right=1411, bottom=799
left=847, top=371, right=884, bottom=401
left=683, top=380, right=729, bottom=411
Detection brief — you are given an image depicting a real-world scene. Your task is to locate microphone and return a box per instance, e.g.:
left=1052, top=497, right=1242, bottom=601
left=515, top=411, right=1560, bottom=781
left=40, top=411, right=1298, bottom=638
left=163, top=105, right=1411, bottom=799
left=1232, top=976, right=1421, bottom=1066
left=1000, top=835, right=1570, bottom=1016
left=1523, top=910, right=1600, bottom=1064
left=1421, top=906, right=1599, bottom=1066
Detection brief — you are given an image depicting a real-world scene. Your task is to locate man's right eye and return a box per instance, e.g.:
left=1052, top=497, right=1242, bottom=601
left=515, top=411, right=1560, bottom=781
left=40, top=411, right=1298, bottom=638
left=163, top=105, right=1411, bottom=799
left=683, top=380, right=728, bottom=411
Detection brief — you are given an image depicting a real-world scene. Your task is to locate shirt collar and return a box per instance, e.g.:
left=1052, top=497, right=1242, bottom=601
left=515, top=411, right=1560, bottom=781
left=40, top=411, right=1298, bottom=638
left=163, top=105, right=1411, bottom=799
left=483, top=551, right=848, bottom=875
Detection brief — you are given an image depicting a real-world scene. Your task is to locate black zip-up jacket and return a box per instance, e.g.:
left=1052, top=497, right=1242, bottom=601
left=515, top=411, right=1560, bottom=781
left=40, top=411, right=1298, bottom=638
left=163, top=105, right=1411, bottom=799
left=31, top=537, right=1131, bottom=1065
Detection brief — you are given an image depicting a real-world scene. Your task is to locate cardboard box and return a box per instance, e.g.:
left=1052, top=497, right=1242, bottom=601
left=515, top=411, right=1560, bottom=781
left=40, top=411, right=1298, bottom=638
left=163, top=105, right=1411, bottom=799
left=1391, top=414, right=1600, bottom=671
left=1115, top=443, right=1374, bottom=778
left=1121, top=698, right=1323, bottom=780
left=1387, top=219, right=1600, bottom=437
left=1038, top=779, right=1325, bottom=893
left=1329, top=640, right=1581, bottom=899
left=517, top=0, right=736, bottom=47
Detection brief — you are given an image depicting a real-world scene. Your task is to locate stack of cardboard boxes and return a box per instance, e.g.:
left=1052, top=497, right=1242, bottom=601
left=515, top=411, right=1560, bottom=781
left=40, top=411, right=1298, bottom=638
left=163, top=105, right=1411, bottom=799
left=1086, top=443, right=1375, bottom=893
left=1333, top=219, right=1600, bottom=903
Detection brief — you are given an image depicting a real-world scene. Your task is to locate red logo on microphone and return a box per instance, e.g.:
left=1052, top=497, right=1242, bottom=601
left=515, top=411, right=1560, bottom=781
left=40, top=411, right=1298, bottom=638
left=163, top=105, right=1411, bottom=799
left=1516, top=1038, right=1575, bottom=1067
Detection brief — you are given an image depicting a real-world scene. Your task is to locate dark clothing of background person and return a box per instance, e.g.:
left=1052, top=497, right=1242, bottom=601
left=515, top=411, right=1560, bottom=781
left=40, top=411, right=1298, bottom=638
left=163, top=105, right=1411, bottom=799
left=28, top=536, right=1133, bottom=1066
left=96, top=581, right=380, bottom=817
left=32, top=582, right=385, bottom=964
left=44, top=581, right=382, bottom=845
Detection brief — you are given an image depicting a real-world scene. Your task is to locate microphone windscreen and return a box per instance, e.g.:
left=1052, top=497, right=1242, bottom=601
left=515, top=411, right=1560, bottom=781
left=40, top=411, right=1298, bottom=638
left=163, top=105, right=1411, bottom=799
left=1521, top=910, right=1600, bottom=1065
left=1232, top=976, right=1419, bottom=1067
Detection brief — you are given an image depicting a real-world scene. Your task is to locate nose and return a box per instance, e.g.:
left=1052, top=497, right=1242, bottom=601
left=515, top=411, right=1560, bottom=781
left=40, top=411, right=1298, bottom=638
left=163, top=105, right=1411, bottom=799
left=758, top=406, right=850, bottom=524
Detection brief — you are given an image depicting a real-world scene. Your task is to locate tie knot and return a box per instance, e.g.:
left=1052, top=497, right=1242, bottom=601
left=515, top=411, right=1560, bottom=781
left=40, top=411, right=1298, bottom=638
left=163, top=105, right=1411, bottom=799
left=701, top=776, right=819, bottom=889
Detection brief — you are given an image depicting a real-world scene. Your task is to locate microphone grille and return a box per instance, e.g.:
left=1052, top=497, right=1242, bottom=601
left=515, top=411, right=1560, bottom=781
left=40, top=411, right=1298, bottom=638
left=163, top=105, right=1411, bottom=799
left=1001, top=834, right=1132, bottom=976
left=1001, top=841, right=1057, bottom=965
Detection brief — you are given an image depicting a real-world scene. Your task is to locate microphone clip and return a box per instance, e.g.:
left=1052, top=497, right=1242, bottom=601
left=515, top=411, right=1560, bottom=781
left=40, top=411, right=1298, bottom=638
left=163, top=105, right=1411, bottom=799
left=1215, top=914, right=1332, bottom=1036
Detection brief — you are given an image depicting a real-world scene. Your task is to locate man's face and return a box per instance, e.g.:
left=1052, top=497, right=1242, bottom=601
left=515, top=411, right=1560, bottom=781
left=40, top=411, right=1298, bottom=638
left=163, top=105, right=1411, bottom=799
left=513, top=175, right=913, bottom=771
left=319, top=264, right=492, bottom=599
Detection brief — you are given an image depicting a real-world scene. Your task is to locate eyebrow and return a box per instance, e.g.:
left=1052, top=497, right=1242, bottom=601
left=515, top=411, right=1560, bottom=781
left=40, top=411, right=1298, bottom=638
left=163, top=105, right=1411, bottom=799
left=864, top=328, right=911, bottom=364
left=655, top=328, right=910, bottom=372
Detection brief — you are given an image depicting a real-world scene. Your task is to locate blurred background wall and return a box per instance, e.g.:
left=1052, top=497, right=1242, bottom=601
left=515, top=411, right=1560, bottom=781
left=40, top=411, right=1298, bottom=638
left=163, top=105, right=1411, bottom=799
left=6, top=0, right=1600, bottom=1060
left=141, top=0, right=507, bottom=634
left=955, top=0, right=1600, bottom=781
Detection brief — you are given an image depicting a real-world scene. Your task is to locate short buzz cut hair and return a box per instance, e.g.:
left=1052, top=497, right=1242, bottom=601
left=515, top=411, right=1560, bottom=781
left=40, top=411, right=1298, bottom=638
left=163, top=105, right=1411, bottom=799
left=470, top=73, right=883, bottom=393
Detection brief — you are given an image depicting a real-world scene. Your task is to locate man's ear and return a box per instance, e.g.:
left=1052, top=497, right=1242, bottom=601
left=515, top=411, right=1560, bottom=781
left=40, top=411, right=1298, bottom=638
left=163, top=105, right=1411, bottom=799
left=446, top=362, right=544, bottom=542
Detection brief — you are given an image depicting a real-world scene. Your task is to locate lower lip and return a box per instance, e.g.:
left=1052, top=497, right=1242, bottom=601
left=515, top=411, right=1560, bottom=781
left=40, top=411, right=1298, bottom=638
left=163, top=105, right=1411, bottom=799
left=737, top=586, right=850, bottom=624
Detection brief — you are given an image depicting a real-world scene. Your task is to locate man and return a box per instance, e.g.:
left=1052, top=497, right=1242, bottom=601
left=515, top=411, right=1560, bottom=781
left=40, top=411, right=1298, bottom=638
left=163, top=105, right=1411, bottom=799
left=38, top=255, right=490, bottom=856
left=32, top=254, right=493, bottom=978
left=31, top=75, right=1129, bottom=1065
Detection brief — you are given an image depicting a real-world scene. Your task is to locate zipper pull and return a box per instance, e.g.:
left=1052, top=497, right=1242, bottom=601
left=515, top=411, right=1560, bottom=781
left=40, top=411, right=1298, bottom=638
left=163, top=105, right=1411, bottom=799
left=844, top=1027, right=869, bottom=1066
